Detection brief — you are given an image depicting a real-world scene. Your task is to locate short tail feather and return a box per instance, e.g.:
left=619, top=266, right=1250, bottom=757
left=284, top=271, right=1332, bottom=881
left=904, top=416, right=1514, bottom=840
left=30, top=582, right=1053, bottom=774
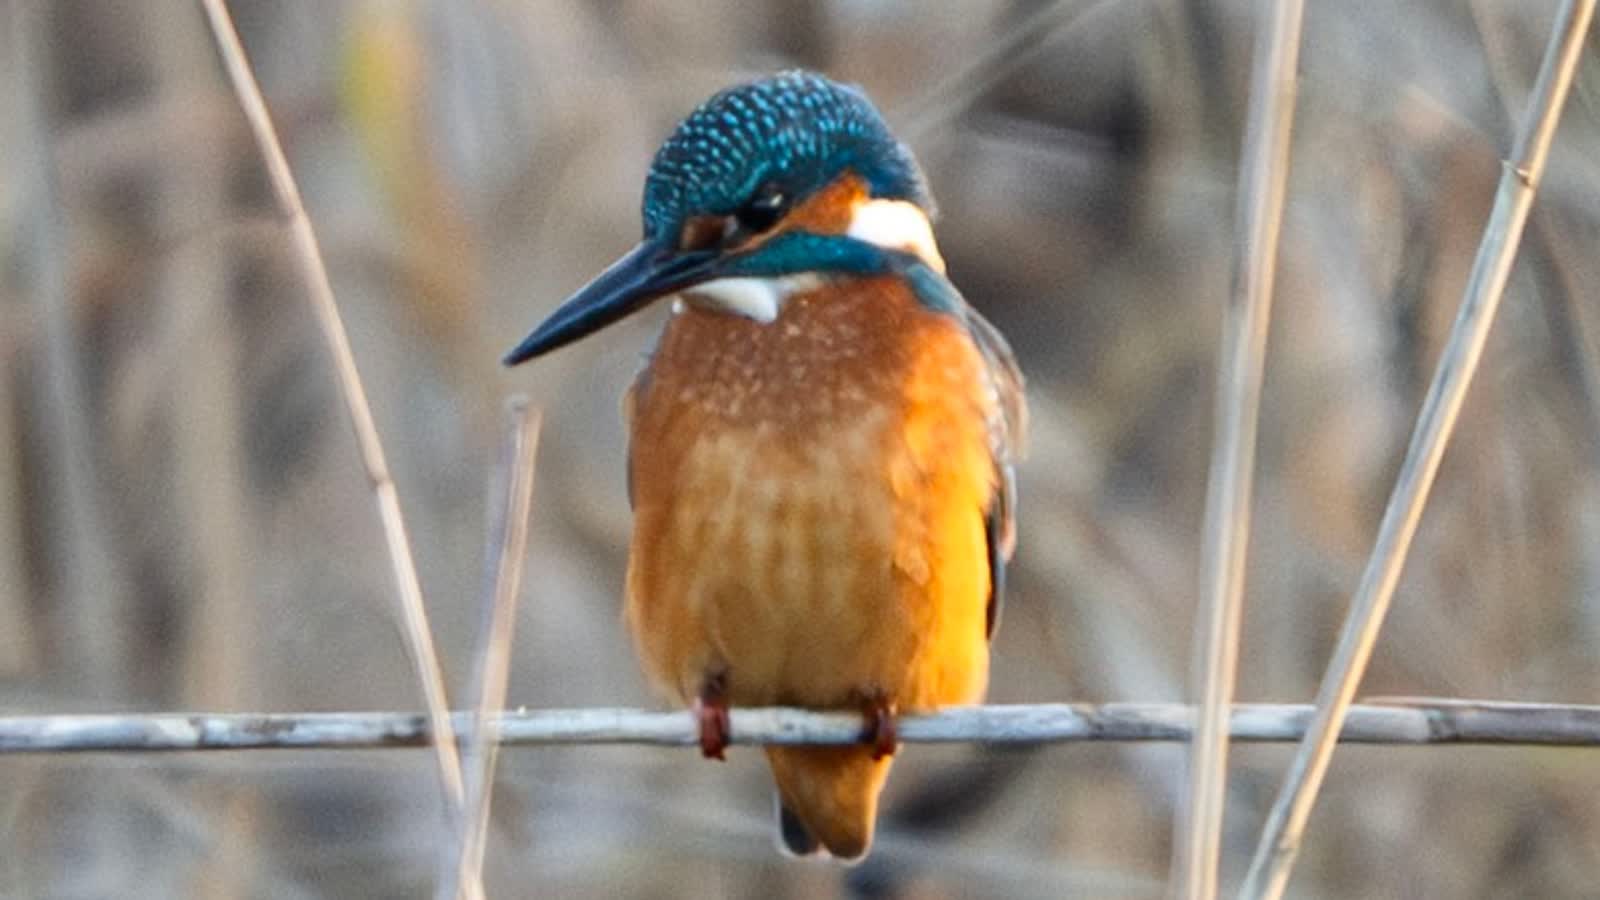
left=776, top=797, right=822, bottom=857
left=765, top=746, right=893, bottom=863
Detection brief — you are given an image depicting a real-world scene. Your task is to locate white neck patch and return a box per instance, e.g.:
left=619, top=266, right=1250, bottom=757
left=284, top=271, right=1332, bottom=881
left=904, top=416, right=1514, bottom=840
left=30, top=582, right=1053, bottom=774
left=679, top=199, right=943, bottom=324
left=846, top=199, right=946, bottom=272
left=682, top=273, right=823, bottom=324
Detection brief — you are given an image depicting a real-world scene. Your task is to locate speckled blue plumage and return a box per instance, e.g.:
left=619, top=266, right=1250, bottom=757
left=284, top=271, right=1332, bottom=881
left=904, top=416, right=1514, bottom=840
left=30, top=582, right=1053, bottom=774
left=642, top=71, right=931, bottom=239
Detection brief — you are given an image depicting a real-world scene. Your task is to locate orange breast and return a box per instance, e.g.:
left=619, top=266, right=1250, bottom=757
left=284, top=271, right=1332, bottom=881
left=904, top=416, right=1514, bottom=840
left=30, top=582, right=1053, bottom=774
left=623, top=276, right=998, bottom=712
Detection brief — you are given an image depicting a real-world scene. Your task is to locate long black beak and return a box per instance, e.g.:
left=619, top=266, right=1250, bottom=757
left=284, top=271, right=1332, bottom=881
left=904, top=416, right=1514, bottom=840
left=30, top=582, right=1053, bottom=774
left=503, top=238, right=716, bottom=365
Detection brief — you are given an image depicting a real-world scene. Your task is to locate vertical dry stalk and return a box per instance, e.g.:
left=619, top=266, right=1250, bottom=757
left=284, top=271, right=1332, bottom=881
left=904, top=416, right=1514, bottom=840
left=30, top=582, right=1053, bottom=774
left=0, top=197, right=31, bottom=675
left=1239, top=2, right=1596, bottom=897
left=198, top=0, right=467, bottom=820
left=447, top=401, right=542, bottom=900
left=0, top=335, right=29, bottom=675
left=16, top=0, right=127, bottom=706
left=0, top=20, right=31, bottom=670
left=148, top=8, right=257, bottom=898
left=14, top=2, right=138, bottom=882
left=1175, top=1, right=1304, bottom=898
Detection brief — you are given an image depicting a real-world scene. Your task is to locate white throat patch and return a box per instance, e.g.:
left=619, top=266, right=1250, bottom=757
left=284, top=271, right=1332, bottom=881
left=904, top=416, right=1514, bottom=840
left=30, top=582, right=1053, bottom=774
left=678, top=199, right=943, bottom=324
left=846, top=199, right=946, bottom=272
left=682, top=274, right=823, bottom=324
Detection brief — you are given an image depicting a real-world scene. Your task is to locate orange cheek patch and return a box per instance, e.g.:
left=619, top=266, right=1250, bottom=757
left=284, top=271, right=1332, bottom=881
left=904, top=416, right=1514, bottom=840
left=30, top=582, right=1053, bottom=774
left=777, top=173, right=867, bottom=235
left=679, top=215, right=726, bottom=251
left=732, top=173, right=868, bottom=254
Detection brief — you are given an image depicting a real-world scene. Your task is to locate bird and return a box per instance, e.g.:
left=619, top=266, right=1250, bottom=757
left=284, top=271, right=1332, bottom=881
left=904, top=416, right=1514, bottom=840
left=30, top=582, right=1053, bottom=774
left=504, top=70, right=1025, bottom=861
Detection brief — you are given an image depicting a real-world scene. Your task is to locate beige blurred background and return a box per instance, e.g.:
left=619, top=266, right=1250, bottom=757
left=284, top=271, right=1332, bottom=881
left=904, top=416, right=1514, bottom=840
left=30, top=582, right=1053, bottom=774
left=2, top=0, right=1599, bottom=897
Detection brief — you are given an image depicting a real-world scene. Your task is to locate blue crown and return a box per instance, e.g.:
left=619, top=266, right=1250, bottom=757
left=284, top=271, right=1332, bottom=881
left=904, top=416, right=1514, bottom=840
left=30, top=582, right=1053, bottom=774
left=641, top=71, right=931, bottom=240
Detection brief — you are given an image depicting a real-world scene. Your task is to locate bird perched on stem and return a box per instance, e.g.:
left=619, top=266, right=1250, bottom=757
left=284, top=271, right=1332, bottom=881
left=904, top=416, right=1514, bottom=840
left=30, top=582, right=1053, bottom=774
left=505, top=71, right=1025, bottom=861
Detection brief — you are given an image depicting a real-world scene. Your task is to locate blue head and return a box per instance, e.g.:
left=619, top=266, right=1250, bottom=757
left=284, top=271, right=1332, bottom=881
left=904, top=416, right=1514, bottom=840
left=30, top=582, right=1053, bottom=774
left=505, top=71, right=943, bottom=364
left=640, top=71, right=931, bottom=240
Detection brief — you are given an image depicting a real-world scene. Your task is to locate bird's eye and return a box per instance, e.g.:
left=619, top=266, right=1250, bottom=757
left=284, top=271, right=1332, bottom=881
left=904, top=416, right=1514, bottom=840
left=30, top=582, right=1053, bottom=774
left=733, top=184, right=788, bottom=235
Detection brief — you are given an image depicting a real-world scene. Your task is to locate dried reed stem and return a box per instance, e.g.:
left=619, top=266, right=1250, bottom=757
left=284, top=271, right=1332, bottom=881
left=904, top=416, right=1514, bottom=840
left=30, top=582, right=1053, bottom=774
left=14, top=3, right=138, bottom=878
left=446, top=401, right=541, bottom=900
left=1238, top=3, right=1596, bottom=897
left=1176, top=1, right=1304, bottom=898
left=198, top=0, right=466, bottom=815
left=16, top=0, right=127, bottom=702
left=3, top=700, right=1598, bottom=753
left=894, top=0, right=1119, bottom=140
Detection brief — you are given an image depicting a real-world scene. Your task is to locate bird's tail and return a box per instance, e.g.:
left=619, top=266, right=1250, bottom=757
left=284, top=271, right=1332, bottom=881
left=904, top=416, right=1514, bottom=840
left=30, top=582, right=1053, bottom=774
left=765, top=746, right=893, bottom=862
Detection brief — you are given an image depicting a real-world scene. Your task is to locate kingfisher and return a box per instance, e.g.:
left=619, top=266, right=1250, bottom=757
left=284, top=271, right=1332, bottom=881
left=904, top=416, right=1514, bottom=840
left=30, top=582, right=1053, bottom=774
left=505, top=71, right=1025, bottom=861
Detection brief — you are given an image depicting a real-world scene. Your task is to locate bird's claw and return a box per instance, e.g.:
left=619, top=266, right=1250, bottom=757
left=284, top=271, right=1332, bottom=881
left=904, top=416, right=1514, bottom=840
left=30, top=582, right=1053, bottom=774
left=861, top=693, right=898, bottom=760
left=696, top=672, right=731, bottom=760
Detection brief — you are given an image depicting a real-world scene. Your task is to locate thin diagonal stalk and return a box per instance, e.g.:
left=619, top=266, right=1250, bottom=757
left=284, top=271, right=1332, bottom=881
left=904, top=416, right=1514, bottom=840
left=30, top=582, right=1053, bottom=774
left=1175, top=2, right=1304, bottom=898
left=444, top=401, right=542, bottom=900
left=1239, top=3, right=1596, bottom=898
left=892, top=0, right=1117, bottom=141
left=198, top=0, right=466, bottom=818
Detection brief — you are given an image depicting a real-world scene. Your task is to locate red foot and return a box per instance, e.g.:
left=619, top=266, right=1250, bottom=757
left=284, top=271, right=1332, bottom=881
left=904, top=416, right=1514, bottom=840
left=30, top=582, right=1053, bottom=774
left=861, top=693, right=898, bottom=760
left=695, top=672, right=731, bottom=761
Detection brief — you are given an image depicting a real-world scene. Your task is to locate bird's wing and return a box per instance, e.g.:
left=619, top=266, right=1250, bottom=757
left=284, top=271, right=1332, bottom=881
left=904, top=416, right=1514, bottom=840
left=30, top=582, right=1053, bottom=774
left=898, top=261, right=1028, bottom=640
left=622, top=363, right=652, bottom=510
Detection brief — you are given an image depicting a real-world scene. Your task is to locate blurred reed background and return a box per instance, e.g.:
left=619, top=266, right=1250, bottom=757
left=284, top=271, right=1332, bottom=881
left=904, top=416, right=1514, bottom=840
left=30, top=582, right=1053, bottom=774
left=2, top=0, right=1599, bottom=897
